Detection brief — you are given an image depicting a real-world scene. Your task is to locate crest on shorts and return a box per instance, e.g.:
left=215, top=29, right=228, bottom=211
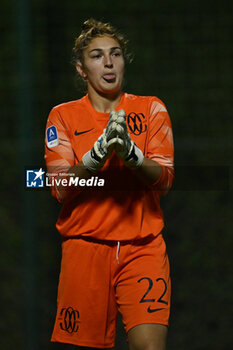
left=59, top=306, right=80, bottom=333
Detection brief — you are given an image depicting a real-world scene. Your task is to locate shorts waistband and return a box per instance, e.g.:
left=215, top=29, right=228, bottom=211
left=62, top=233, right=157, bottom=246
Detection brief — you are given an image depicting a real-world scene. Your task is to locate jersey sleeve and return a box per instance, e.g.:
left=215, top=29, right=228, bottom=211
left=44, top=108, right=75, bottom=202
left=146, top=98, right=174, bottom=193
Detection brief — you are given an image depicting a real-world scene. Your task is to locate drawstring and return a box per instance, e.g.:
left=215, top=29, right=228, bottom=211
left=116, top=241, right=120, bottom=264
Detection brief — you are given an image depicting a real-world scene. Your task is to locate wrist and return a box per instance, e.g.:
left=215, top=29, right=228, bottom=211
left=123, top=142, right=144, bottom=169
left=82, top=149, right=104, bottom=173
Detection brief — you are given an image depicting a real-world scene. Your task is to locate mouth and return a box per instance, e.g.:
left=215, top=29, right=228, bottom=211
left=102, top=73, right=116, bottom=83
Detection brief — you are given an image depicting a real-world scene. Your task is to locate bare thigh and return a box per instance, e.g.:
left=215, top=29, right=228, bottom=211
left=128, top=323, right=168, bottom=350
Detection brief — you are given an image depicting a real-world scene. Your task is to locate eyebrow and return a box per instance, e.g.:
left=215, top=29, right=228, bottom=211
left=89, top=46, right=122, bottom=53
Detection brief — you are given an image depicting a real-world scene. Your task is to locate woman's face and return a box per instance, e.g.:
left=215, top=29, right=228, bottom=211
left=77, top=35, right=125, bottom=96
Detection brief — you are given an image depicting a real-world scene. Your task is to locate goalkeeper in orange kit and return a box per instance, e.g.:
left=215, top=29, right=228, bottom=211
left=45, top=18, right=174, bottom=350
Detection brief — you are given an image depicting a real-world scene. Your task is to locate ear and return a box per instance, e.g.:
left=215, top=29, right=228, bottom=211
left=76, top=61, right=87, bottom=79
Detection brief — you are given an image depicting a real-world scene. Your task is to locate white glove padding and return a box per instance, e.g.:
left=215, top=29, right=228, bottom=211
left=115, top=136, right=144, bottom=169
left=105, top=110, right=127, bottom=146
left=82, top=130, right=112, bottom=173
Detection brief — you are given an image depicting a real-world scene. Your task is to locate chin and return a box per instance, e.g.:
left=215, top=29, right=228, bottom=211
left=102, top=83, right=121, bottom=94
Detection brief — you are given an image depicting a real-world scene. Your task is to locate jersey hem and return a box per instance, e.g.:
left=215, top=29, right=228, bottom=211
left=61, top=231, right=164, bottom=246
left=51, top=336, right=115, bottom=349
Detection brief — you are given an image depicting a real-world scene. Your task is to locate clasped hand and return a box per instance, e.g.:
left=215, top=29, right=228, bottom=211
left=82, top=110, right=144, bottom=173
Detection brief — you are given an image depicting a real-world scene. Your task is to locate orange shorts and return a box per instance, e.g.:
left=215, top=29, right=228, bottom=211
left=51, top=233, right=171, bottom=348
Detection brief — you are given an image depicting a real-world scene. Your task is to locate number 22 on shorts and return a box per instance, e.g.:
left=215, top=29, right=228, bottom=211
left=137, top=277, right=168, bottom=313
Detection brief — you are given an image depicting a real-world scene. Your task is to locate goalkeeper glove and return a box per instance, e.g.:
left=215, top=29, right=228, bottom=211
left=82, top=130, right=113, bottom=173
left=109, top=110, right=144, bottom=169
left=105, top=110, right=126, bottom=145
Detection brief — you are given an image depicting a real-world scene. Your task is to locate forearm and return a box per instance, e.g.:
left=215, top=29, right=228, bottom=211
left=132, top=157, right=162, bottom=186
left=68, top=161, right=93, bottom=179
left=55, top=162, right=93, bottom=203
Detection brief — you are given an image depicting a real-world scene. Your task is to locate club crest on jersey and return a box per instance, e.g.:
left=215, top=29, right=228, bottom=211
left=127, top=112, right=147, bottom=135
left=46, top=125, right=59, bottom=148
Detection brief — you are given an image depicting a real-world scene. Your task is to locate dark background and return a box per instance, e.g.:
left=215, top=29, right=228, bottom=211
left=1, top=0, right=232, bottom=349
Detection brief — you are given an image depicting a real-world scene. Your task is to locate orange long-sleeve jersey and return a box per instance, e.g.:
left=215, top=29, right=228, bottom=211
left=44, top=93, right=174, bottom=241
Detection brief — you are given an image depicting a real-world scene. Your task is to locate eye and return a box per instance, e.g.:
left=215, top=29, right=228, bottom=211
left=91, top=54, right=101, bottom=59
left=112, top=51, right=121, bottom=57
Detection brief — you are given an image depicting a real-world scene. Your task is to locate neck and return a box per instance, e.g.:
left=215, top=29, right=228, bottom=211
left=87, top=86, right=122, bottom=113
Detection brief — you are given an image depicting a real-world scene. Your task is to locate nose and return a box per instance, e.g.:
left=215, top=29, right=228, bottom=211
left=104, top=54, right=113, bottom=68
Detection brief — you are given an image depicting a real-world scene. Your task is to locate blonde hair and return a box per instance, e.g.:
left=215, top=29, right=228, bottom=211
left=72, top=18, right=132, bottom=66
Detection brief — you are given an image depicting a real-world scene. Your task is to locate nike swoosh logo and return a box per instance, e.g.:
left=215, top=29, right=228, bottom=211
left=74, top=128, right=94, bottom=136
left=147, top=306, right=165, bottom=313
